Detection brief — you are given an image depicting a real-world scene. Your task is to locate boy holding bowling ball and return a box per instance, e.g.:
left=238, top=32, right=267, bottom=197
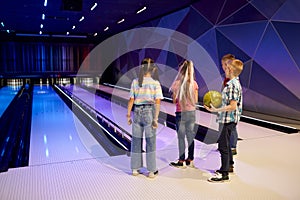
left=204, top=59, right=243, bottom=182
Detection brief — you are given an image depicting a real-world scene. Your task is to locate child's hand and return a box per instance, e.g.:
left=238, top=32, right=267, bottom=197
left=127, top=116, right=132, bottom=125
left=152, top=120, right=158, bottom=129
left=204, top=104, right=217, bottom=112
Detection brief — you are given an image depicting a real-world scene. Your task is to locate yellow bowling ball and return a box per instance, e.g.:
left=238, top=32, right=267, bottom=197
left=203, top=90, right=222, bottom=108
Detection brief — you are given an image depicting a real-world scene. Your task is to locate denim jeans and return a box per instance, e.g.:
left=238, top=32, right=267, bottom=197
left=218, top=122, right=235, bottom=175
left=230, top=126, right=238, bottom=149
left=175, top=110, right=196, bottom=161
left=131, top=105, right=157, bottom=172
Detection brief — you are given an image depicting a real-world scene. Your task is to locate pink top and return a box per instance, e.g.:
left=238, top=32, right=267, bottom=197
left=171, top=80, right=198, bottom=112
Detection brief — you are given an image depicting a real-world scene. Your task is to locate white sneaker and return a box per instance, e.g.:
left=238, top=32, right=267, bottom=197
left=208, top=172, right=229, bottom=182
left=132, top=169, right=140, bottom=176
left=148, top=170, right=158, bottom=178
left=169, top=160, right=187, bottom=168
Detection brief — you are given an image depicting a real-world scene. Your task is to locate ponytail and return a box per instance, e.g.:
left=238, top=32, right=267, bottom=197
left=138, top=58, right=157, bottom=87
left=173, top=60, right=196, bottom=107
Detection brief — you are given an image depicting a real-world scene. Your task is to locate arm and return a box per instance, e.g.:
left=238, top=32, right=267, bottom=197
left=172, top=92, right=177, bottom=104
left=127, top=97, right=134, bottom=125
left=152, top=98, right=161, bottom=129
left=194, top=89, right=198, bottom=104
left=205, top=100, right=237, bottom=113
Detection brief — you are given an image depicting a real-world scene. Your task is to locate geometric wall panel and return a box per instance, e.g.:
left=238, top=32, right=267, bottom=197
left=220, top=3, right=267, bottom=25
left=243, top=89, right=299, bottom=120
left=108, top=0, right=300, bottom=121
left=272, top=21, right=300, bottom=68
left=158, top=8, right=189, bottom=30
left=176, top=7, right=212, bottom=40
left=196, top=29, right=218, bottom=68
left=239, top=60, right=252, bottom=89
left=249, top=61, right=300, bottom=111
left=251, top=0, right=286, bottom=19
left=218, top=21, right=268, bottom=57
left=254, top=23, right=300, bottom=97
left=216, top=30, right=251, bottom=65
left=272, top=0, right=300, bottom=21
left=217, top=0, right=249, bottom=24
left=192, top=0, right=225, bottom=24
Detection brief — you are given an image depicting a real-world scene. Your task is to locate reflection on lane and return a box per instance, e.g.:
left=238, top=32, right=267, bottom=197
left=29, top=85, right=108, bottom=166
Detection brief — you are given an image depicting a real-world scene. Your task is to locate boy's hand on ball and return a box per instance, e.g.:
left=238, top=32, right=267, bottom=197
left=204, top=104, right=217, bottom=112
left=209, top=104, right=217, bottom=112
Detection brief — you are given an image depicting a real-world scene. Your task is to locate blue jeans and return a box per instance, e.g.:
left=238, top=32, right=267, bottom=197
left=131, top=105, right=157, bottom=172
left=218, top=123, right=235, bottom=175
left=230, top=126, right=238, bottom=149
left=175, top=110, right=196, bottom=161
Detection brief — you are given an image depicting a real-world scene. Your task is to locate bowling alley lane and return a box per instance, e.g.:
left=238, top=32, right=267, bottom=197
left=29, top=85, right=108, bottom=166
left=89, top=84, right=285, bottom=140
left=63, top=84, right=179, bottom=151
left=0, top=86, right=22, bottom=117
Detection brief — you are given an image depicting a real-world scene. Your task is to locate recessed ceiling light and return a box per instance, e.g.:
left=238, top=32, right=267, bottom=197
left=93, top=33, right=98, bottom=36
left=52, top=35, right=87, bottom=38
left=66, top=32, right=69, bottom=35
left=40, top=24, right=43, bottom=29
left=91, top=3, right=97, bottom=11
left=104, top=27, right=109, bottom=31
left=117, top=19, right=125, bottom=24
left=7, top=30, right=10, bottom=33
left=79, top=16, right=84, bottom=22
left=44, top=0, right=47, bottom=7
left=72, top=26, right=76, bottom=30
left=39, top=31, right=42, bottom=35
left=1, top=22, right=5, bottom=27
left=136, top=6, right=146, bottom=14
left=42, top=14, right=45, bottom=20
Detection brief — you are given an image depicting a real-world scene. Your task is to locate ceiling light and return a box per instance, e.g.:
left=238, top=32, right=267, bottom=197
left=44, top=0, right=47, bottom=7
left=90, top=3, right=97, bottom=11
left=66, top=32, right=69, bottom=35
left=72, top=26, right=76, bottom=29
left=93, top=33, right=98, bottom=36
left=79, top=16, right=84, bottom=22
left=117, top=19, right=125, bottom=24
left=6, top=30, right=10, bottom=33
left=42, top=14, right=45, bottom=20
left=40, top=24, right=43, bottom=29
left=104, top=27, right=109, bottom=31
left=16, top=33, right=50, bottom=37
left=39, top=31, right=42, bottom=35
left=1, top=22, right=4, bottom=27
left=136, top=6, right=146, bottom=14
left=52, top=34, right=87, bottom=38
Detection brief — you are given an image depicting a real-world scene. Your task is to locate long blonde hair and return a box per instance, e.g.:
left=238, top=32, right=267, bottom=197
left=173, top=60, right=196, bottom=107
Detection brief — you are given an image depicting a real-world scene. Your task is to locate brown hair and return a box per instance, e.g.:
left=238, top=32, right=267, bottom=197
left=138, top=58, right=159, bottom=87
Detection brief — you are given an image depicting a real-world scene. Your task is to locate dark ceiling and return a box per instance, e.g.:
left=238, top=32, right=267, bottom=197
left=0, top=0, right=198, bottom=42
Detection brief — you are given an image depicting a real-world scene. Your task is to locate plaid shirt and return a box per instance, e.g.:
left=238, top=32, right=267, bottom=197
left=217, top=77, right=243, bottom=124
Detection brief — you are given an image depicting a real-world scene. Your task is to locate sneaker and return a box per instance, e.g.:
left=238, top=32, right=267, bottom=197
left=132, top=169, right=140, bottom=176
left=148, top=170, right=158, bottom=178
left=208, top=172, right=229, bottom=182
left=215, top=165, right=234, bottom=174
left=231, top=148, right=237, bottom=155
left=169, top=160, right=186, bottom=168
left=185, top=159, right=195, bottom=168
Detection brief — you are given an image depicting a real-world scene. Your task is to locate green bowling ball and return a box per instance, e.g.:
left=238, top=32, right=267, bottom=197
left=203, top=90, right=222, bottom=108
